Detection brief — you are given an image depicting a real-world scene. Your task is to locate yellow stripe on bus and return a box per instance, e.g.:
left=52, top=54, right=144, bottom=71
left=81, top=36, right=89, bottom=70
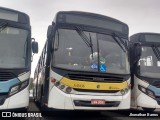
left=60, top=77, right=128, bottom=90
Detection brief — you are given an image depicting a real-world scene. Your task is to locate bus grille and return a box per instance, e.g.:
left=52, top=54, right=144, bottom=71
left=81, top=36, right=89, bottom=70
left=67, top=74, right=124, bottom=82
left=152, top=81, right=160, bottom=88
left=73, top=89, right=119, bottom=93
left=0, top=72, right=15, bottom=81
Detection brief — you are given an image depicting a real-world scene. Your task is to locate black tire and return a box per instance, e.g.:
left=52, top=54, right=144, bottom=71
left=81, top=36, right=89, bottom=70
left=39, top=87, right=44, bottom=108
left=13, top=107, right=28, bottom=112
left=22, top=107, right=28, bottom=112
left=142, top=107, right=155, bottom=112
left=39, top=87, right=48, bottom=112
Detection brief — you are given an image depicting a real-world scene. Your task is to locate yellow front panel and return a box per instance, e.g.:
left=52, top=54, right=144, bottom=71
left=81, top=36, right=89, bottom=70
left=60, top=77, right=128, bottom=90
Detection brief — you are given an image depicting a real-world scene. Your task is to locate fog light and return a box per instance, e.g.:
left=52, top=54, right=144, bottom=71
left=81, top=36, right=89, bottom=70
left=66, top=87, right=72, bottom=93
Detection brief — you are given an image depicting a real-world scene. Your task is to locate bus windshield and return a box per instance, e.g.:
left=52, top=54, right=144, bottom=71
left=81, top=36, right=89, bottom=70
left=52, top=28, right=129, bottom=74
left=0, top=27, right=28, bottom=68
left=138, top=46, right=160, bottom=78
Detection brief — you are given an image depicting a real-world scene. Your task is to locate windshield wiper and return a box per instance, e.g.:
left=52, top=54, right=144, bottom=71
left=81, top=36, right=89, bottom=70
left=112, top=33, right=128, bottom=52
left=89, top=33, right=94, bottom=59
left=75, top=26, right=93, bottom=58
left=0, top=21, right=8, bottom=32
left=152, top=46, right=160, bottom=61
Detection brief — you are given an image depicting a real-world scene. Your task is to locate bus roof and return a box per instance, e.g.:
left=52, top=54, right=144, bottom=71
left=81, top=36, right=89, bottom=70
left=0, top=7, right=30, bottom=24
left=54, top=11, right=129, bottom=35
left=130, top=32, right=160, bottom=43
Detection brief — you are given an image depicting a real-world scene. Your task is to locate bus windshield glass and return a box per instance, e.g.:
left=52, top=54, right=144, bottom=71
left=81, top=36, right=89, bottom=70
left=138, top=46, right=160, bottom=78
left=52, top=28, right=129, bottom=74
left=0, top=27, right=28, bottom=68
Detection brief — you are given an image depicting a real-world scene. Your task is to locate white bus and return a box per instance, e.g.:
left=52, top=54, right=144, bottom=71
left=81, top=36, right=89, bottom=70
left=130, top=33, right=160, bottom=111
left=33, top=11, right=130, bottom=110
left=0, top=7, right=38, bottom=110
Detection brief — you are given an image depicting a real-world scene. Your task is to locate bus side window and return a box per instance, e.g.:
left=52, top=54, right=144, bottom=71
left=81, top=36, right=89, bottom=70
left=43, top=43, right=48, bottom=66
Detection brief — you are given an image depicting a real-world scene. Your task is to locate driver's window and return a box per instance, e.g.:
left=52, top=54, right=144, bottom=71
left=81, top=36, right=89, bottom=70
left=54, top=30, right=59, bottom=50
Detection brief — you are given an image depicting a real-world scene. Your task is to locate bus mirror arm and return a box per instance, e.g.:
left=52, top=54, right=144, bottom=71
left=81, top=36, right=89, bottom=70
left=32, top=38, right=38, bottom=54
left=134, top=43, right=142, bottom=63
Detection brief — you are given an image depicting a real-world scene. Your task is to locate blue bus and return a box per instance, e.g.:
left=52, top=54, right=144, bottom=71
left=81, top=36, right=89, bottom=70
left=130, top=32, right=160, bottom=111
left=0, top=7, right=38, bottom=110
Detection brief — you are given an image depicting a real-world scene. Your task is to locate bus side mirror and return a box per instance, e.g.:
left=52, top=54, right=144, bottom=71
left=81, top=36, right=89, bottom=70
left=32, top=38, right=38, bottom=54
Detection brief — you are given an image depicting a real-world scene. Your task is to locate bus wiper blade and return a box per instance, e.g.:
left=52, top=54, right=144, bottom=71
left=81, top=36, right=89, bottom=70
left=89, top=33, right=94, bottom=59
left=75, top=26, right=94, bottom=58
left=75, top=26, right=92, bottom=47
left=0, top=22, right=8, bottom=32
left=152, top=46, right=160, bottom=61
left=112, top=33, right=128, bottom=52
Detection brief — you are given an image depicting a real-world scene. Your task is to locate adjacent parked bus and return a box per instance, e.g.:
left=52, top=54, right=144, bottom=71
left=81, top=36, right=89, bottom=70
left=33, top=11, right=130, bottom=110
left=0, top=7, right=38, bottom=110
left=130, top=33, right=160, bottom=111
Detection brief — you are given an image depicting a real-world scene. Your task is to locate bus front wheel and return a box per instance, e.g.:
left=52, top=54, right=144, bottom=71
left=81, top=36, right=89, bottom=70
left=142, top=107, right=155, bottom=112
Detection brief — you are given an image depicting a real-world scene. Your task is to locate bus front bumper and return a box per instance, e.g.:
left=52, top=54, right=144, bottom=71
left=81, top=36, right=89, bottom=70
left=0, top=87, right=29, bottom=110
left=48, top=87, right=130, bottom=110
left=137, top=92, right=160, bottom=109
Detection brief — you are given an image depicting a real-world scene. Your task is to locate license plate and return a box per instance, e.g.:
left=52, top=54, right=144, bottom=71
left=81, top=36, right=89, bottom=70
left=91, top=99, right=105, bottom=105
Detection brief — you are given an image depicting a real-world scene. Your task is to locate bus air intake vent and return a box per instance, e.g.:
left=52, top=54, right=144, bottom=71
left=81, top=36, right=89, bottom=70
left=0, top=72, right=15, bottom=81
left=73, top=89, right=119, bottom=93
left=152, top=81, right=160, bottom=88
left=67, top=74, right=124, bottom=82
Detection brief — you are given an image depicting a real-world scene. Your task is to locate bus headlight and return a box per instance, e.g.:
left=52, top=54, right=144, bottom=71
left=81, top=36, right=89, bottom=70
left=120, top=89, right=126, bottom=95
left=54, top=81, right=60, bottom=87
left=9, top=80, right=29, bottom=96
left=120, top=86, right=129, bottom=95
left=138, top=85, right=146, bottom=93
left=59, top=85, right=65, bottom=90
left=54, top=80, right=73, bottom=94
left=65, top=87, right=72, bottom=93
left=138, top=85, right=155, bottom=99
left=10, top=85, right=19, bottom=95
left=20, top=80, right=29, bottom=90
left=147, top=90, right=155, bottom=99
